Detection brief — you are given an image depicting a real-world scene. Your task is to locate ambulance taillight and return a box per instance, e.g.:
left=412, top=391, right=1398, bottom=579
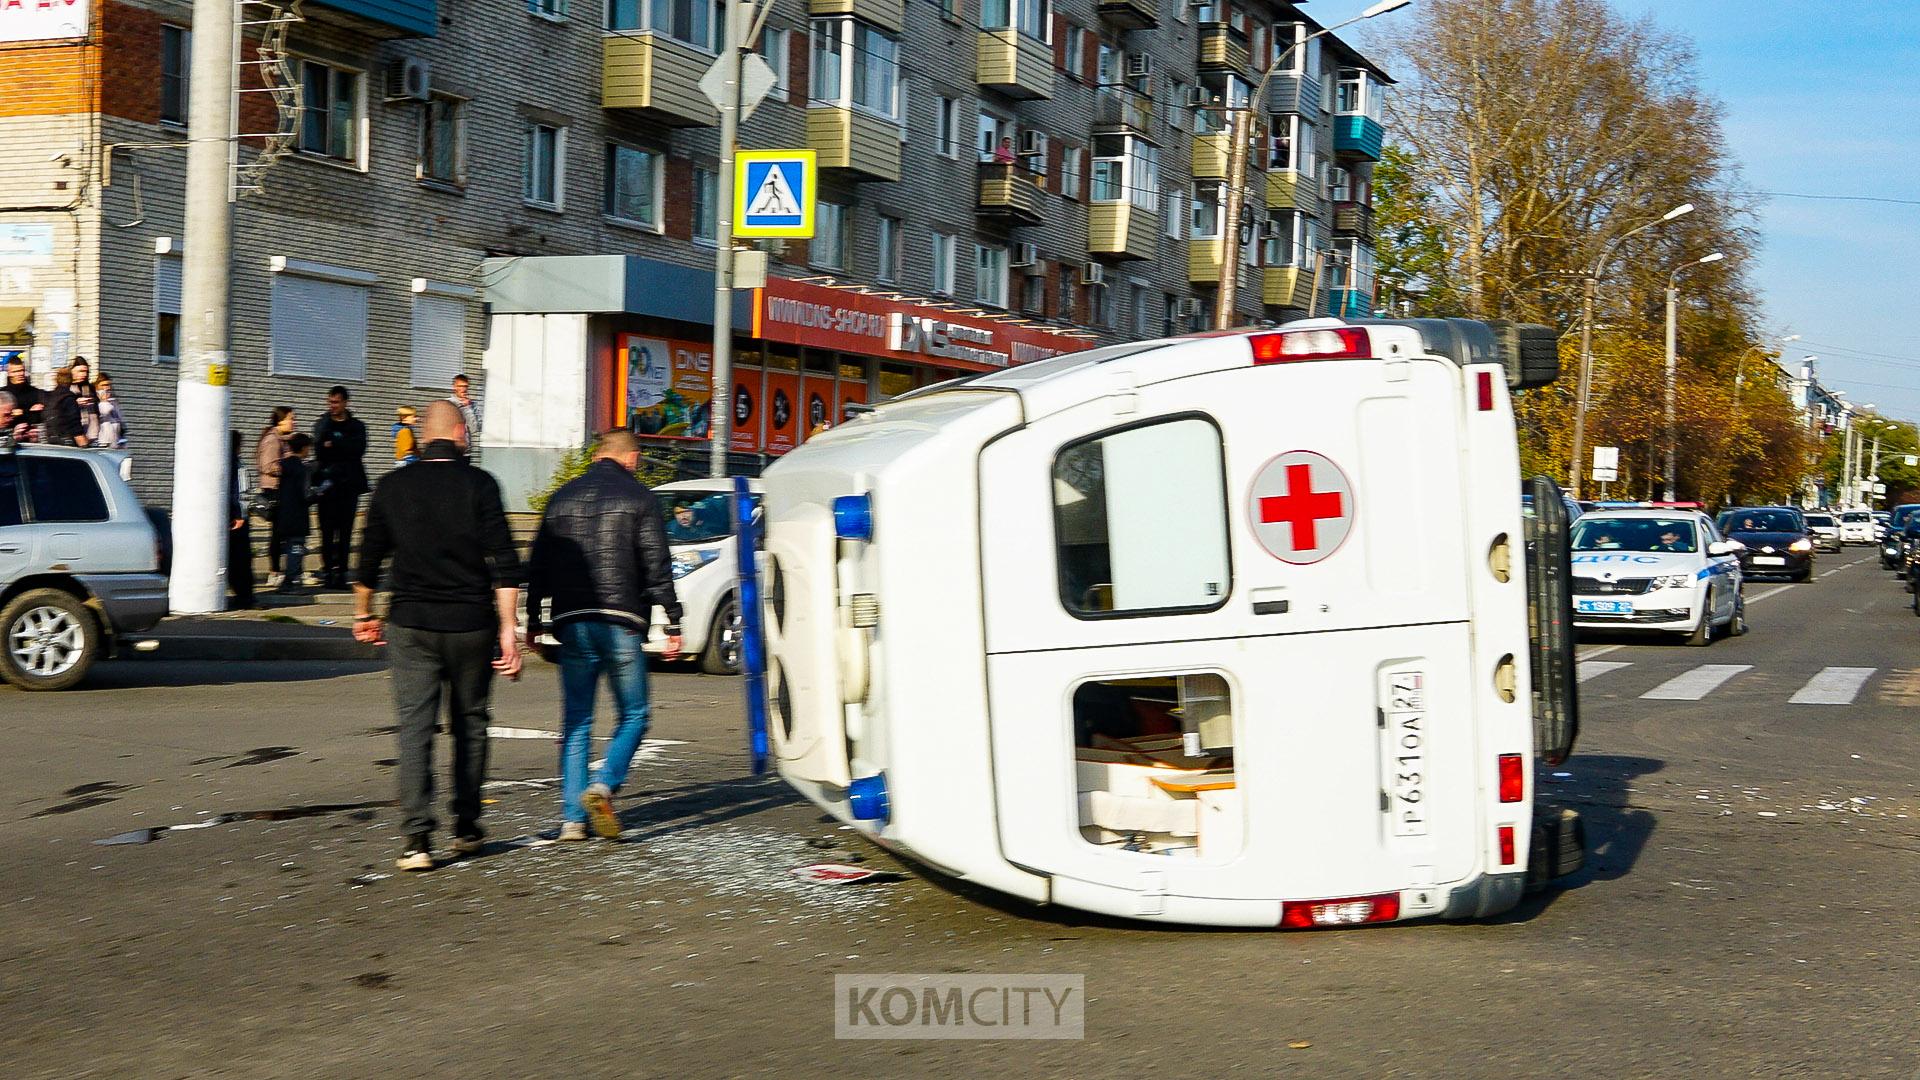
left=1248, top=327, right=1372, bottom=364
left=1497, top=754, right=1524, bottom=802
left=1280, top=893, right=1401, bottom=929
left=1497, top=825, right=1517, bottom=867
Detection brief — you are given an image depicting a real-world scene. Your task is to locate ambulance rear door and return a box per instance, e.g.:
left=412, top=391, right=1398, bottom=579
left=978, top=344, right=1495, bottom=915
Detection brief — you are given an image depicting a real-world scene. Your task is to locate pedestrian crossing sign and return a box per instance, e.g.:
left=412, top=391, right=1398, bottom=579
left=734, top=150, right=816, bottom=239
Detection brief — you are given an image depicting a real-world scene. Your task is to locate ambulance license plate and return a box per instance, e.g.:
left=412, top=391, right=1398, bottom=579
left=1752, top=557, right=1786, bottom=566
left=1576, top=599, right=1633, bottom=614
left=1384, top=670, right=1427, bottom=837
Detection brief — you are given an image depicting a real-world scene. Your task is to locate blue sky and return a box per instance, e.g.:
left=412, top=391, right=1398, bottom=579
left=1608, top=0, right=1920, bottom=421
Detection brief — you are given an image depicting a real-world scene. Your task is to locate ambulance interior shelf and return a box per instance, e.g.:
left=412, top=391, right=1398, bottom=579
left=1073, top=674, right=1243, bottom=859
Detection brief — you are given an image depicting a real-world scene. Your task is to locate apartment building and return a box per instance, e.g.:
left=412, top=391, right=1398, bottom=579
left=0, top=0, right=1389, bottom=507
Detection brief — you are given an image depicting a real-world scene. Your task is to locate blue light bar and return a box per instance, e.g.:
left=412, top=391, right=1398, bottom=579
left=833, top=494, right=875, bottom=541
left=848, top=772, right=890, bottom=823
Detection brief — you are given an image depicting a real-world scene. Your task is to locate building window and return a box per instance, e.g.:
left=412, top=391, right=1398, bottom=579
left=1264, top=210, right=1313, bottom=267
left=1092, top=283, right=1115, bottom=329
left=1063, top=24, right=1083, bottom=76
left=1058, top=272, right=1076, bottom=321
left=1052, top=417, right=1230, bottom=616
left=809, top=17, right=900, bottom=120
left=607, top=0, right=718, bottom=49
left=1191, top=295, right=1214, bottom=331
left=160, top=26, right=190, bottom=126
left=1166, top=79, right=1189, bottom=134
left=877, top=214, right=902, bottom=282
left=1336, top=69, right=1383, bottom=118
left=761, top=26, right=790, bottom=91
left=981, top=0, right=1050, bottom=41
left=1061, top=144, right=1081, bottom=199
left=814, top=201, right=849, bottom=269
left=154, top=255, right=181, bottom=363
left=1130, top=283, right=1149, bottom=337
left=1022, top=274, right=1045, bottom=314
left=269, top=264, right=371, bottom=381
left=524, top=122, right=565, bottom=208
left=1274, top=22, right=1304, bottom=72
left=410, top=291, right=466, bottom=389
left=1268, top=113, right=1315, bottom=175
left=528, top=0, right=567, bottom=18
left=974, top=244, right=1008, bottom=307
left=977, top=111, right=1009, bottom=162
left=935, top=97, right=963, bottom=158
left=932, top=232, right=957, bottom=295
left=1162, top=188, right=1182, bottom=238
left=418, top=95, right=465, bottom=186
left=1190, top=182, right=1224, bottom=240
left=297, top=60, right=362, bottom=164
left=1162, top=292, right=1179, bottom=338
left=1328, top=165, right=1352, bottom=203
left=604, top=143, right=660, bottom=226
left=692, top=166, right=717, bottom=242
left=1090, top=132, right=1159, bottom=210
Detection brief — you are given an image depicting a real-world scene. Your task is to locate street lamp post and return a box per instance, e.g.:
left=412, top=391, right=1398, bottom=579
left=1731, top=334, right=1799, bottom=413
left=1569, top=202, right=1694, bottom=498
left=1663, top=251, right=1724, bottom=501
left=1213, top=0, right=1413, bottom=328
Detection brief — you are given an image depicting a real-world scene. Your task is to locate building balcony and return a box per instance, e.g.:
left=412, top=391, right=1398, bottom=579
left=1333, top=114, right=1385, bottom=160
left=977, top=161, right=1046, bottom=225
left=1263, top=266, right=1314, bottom=310
left=1189, top=238, right=1226, bottom=284
left=808, top=0, right=903, bottom=32
left=1089, top=202, right=1158, bottom=261
left=1333, top=201, right=1374, bottom=241
left=602, top=34, right=717, bottom=127
left=1266, top=73, right=1319, bottom=115
left=1191, top=131, right=1234, bottom=179
left=977, top=29, right=1054, bottom=100
left=1264, top=170, right=1319, bottom=215
left=1198, top=24, right=1250, bottom=72
left=308, top=0, right=435, bottom=37
left=1328, top=288, right=1372, bottom=317
left=1098, top=0, right=1157, bottom=29
left=807, top=106, right=901, bottom=181
left=1094, top=87, right=1153, bottom=132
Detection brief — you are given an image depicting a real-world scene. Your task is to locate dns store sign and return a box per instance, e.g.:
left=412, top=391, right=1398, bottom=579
left=1, top=0, right=88, bottom=43
left=888, top=314, right=1009, bottom=368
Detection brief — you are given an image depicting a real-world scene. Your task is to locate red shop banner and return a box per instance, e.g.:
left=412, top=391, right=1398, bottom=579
left=752, top=277, right=1092, bottom=372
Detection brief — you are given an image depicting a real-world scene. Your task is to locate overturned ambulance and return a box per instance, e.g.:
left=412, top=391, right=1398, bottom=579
left=756, top=318, right=1583, bottom=928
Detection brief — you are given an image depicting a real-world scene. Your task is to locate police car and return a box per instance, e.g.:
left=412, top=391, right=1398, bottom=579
left=1570, top=508, right=1745, bottom=644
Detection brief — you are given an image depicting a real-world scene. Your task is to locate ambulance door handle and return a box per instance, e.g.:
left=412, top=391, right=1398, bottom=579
left=1250, top=587, right=1288, bottom=615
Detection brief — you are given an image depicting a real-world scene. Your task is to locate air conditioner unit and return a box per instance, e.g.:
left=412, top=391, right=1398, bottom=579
left=385, top=57, right=431, bottom=103
left=1081, top=261, right=1106, bottom=286
left=1185, top=86, right=1210, bottom=108
left=1126, top=53, right=1152, bottom=79
left=1019, top=129, right=1047, bottom=156
left=1011, top=242, right=1039, bottom=268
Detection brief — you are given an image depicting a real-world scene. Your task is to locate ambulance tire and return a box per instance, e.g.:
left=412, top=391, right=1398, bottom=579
left=1525, top=809, right=1587, bottom=893
left=1685, top=607, right=1715, bottom=647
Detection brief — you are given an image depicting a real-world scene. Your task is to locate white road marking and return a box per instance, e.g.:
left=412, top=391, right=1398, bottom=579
left=1578, top=643, right=1629, bottom=660
left=1744, top=584, right=1793, bottom=605
left=1641, top=664, right=1752, bottom=701
left=1577, top=660, right=1631, bottom=683
left=1788, top=666, right=1877, bottom=705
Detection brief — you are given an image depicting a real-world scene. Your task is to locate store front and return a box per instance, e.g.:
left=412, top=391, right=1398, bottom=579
left=482, top=253, right=1092, bottom=509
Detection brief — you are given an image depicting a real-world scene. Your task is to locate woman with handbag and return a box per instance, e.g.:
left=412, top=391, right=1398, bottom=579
left=255, top=406, right=296, bottom=587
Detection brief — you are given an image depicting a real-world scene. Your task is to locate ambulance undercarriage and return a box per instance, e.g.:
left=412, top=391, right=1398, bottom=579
left=760, top=320, right=1582, bottom=928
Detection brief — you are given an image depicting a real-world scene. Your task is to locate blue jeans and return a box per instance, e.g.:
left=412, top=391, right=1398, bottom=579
left=556, top=619, right=653, bottom=824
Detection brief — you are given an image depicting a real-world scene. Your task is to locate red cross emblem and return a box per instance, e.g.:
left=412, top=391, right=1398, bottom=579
left=1249, top=451, right=1354, bottom=564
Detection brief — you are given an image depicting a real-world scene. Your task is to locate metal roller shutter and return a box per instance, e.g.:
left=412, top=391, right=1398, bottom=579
left=269, top=272, right=368, bottom=382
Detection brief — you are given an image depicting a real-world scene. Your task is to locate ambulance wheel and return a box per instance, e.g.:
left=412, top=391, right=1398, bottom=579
left=1525, top=809, right=1587, bottom=892
left=699, top=594, right=742, bottom=676
left=1686, top=607, right=1714, bottom=647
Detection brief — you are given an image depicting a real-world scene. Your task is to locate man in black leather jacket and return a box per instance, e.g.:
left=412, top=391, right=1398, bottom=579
left=526, top=428, right=682, bottom=841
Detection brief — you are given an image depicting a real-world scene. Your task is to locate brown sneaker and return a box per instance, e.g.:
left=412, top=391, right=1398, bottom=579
left=582, top=783, right=621, bottom=839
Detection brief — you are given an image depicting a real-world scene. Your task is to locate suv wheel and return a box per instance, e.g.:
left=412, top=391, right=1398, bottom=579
left=0, top=589, right=100, bottom=691
left=700, top=594, right=743, bottom=676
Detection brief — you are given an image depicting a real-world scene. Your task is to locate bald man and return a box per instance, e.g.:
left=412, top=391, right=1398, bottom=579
left=354, top=400, right=522, bottom=871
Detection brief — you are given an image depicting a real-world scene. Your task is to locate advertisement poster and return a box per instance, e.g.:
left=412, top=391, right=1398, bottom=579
left=729, top=367, right=762, bottom=452
left=623, top=334, right=714, bottom=440
left=800, top=375, right=833, bottom=442
left=764, top=370, right=800, bottom=455
left=836, top=379, right=867, bottom=425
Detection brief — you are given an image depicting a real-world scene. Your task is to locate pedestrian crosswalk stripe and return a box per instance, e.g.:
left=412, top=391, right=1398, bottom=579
left=1788, top=666, right=1877, bottom=705
left=1641, top=664, right=1752, bottom=701
left=1578, top=660, right=1631, bottom=683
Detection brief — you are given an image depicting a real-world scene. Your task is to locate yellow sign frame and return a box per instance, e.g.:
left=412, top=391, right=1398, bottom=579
left=733, top=150, right=817, bottom=239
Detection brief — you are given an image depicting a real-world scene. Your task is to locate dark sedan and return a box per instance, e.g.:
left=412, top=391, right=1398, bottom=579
left=1883, top=504, right=1920, bottom=570
left=1718, top=507, right=1815, bottom=582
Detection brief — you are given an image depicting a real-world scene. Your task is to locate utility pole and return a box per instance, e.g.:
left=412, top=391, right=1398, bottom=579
left=1663, top=282, right=1677, bottom=503
left=1571, top=275, right=1596, bottom=498
left=707, top=0, right=745, bottom=480
left=168, top=0, right=237, bottom=614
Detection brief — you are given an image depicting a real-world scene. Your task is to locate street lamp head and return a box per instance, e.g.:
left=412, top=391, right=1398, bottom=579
left=1782, top=334, right=1801, bottom=343
left=1662, top=203, right=1695, bottom=221
left=1697, top=251, right=1725, bottom=265
left=1360, top=0, right=1413, bottom=16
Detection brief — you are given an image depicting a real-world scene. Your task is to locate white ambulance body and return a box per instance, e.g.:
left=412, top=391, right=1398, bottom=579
left=758, top=318, right=1575, bottom=928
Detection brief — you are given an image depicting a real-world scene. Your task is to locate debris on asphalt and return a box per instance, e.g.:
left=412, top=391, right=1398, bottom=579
left=93, top=829, right=156, bottom=846
left=790, top=863, right=905, bottom=885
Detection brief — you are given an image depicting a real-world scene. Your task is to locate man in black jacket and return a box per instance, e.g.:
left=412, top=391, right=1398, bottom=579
left=353, top=401, right=522, bottom=871
left=526, top=428, right=681, bottom=841
left=313, top=385, right=369, bottom=589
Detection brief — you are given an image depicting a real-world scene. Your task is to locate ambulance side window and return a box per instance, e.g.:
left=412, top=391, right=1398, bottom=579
left=1052, top=416, right=1231, bottom=617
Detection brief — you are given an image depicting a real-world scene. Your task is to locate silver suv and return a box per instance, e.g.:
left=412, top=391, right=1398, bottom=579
left=0, top=442, right=168, bottom=690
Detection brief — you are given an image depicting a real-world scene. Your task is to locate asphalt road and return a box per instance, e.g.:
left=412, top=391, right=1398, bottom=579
left=2, top=551, right=1917, bottom=1078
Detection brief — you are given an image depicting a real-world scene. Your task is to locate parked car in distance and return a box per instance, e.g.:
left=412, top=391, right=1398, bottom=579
left=652, top=478, right=764, bottom=675
left=1839, top=509, right=1876, bottom=545
left=0, top=442, right=169, bottom=690
left=1887, top=504, right=1920, bottom=570
left=1718, top=506, right=1815, bottom=582
left=1802, top=511, right=1843, bottom=552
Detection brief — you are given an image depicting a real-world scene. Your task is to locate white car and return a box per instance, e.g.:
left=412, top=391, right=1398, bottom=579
left=1802, top=512, right=1843, bottom=553
left=1839, top=510, right=1875, bottom=545
left=649, top=478, right=763, bottom=674
left=1569, top=509, right=1745, bottom=645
